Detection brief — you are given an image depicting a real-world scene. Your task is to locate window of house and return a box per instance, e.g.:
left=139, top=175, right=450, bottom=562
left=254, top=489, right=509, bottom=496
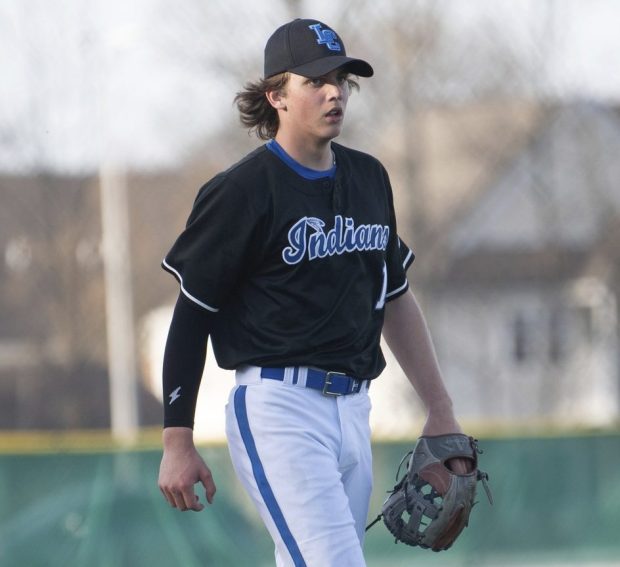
left=548, top=308, right=567, bottom=364
left=512, top=306, right=572, bottom=366
left=512, top=313, right=529, bottom=364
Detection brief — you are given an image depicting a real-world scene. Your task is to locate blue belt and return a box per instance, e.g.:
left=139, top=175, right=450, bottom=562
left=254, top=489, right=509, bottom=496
left=260, top=367, right=369, bottom=397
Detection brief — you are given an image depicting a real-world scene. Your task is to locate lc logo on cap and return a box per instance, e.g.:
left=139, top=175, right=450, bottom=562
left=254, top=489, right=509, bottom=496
left=308, top=23, right=342, bottom=52
left=263, top=18, right=373, bottom=79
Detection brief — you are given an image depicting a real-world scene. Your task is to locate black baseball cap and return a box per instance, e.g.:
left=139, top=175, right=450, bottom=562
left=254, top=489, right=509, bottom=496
left=264, top=18, right=374, bottom=79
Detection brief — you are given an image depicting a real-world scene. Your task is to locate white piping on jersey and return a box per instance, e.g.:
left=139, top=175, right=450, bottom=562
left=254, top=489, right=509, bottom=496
left=383, top=247, right=413, bottom=299
left=385, top=279, right=409, bottom=299
left=401, top=248, right=414, bottom=269
left=162, top=258, right=220, bottom=313
left=375, top=262, right=388, bottom=310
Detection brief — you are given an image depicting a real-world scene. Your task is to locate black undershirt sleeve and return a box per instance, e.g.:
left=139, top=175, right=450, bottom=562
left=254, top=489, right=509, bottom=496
left=162, top=293, right=214, bottom=429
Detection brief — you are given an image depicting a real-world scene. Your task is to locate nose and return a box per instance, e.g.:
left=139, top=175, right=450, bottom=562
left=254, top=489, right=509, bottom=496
left=326, top=80, right=344, bottom=100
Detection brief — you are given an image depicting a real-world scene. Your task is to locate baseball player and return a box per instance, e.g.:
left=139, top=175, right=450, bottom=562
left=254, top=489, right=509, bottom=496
left=158, top=18, right=469, bottom=567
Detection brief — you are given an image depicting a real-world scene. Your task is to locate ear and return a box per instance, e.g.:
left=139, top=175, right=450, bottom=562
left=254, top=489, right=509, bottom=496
left=266, top=89, right=287, bottom=111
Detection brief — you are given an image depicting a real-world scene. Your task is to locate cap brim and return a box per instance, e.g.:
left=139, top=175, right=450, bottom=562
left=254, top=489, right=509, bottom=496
left=290, top=56, right=374, bottom=78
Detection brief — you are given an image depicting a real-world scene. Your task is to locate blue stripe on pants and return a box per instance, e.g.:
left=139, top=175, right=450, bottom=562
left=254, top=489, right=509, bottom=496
left=234, top=386, right=306, bottom=567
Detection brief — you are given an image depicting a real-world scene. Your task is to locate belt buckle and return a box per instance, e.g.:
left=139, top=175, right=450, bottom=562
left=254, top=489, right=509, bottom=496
left=323, top=371, right=347, bottom=396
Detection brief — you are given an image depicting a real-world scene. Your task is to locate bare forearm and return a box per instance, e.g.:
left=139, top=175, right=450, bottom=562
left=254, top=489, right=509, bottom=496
left=383, top=290, right=461, bottom=433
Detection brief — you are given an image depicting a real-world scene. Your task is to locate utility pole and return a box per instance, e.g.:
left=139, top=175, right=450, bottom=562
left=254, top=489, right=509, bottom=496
left=93, top=6, right=141, bottom=444
left=100, top=164, right=139, bottom=443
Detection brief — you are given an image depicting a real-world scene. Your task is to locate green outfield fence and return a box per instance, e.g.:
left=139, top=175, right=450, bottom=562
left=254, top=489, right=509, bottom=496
left=1, top=430, right=619, bottom=567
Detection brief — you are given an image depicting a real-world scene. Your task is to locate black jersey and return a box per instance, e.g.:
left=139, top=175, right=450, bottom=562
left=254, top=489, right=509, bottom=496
left=162, top=142, right=414, bottom=379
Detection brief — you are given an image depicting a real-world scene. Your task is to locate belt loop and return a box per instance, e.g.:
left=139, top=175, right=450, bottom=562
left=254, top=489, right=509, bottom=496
left=297, top=367, right=308, bottom=388
left=283, top=367, right=295, bottom=385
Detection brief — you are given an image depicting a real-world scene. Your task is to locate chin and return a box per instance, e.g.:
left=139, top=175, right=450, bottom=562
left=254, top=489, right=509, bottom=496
left=320, top=126, right=343, bottom=141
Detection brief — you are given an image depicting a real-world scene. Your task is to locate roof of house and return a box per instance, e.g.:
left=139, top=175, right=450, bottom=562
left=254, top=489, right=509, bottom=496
left=430, top=101, right=620, bottom=286
left=448, top=102, right=620, bottom=256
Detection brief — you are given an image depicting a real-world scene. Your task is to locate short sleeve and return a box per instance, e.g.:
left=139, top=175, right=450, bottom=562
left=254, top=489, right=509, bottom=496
left=162, top=175, right=264, bottom=312
left=381, top=168, right=415, bottom=303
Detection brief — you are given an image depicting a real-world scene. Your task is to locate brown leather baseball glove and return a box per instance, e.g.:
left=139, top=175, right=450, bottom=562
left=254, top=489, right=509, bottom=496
left=368, top=434, right=492, bottom=551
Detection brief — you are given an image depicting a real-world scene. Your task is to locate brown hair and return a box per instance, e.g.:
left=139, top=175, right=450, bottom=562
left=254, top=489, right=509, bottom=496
left=234, top=72, right=360, bottom=140
left=234, top=73, right=290, bottom=140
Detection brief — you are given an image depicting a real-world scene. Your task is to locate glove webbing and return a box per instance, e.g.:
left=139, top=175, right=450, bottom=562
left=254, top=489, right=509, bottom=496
left=366, top=450, right=412, bottom=532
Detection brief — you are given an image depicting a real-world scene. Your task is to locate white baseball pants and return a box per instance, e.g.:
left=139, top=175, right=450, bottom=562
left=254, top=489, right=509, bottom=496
left=225, top=365, right=373, bottom=567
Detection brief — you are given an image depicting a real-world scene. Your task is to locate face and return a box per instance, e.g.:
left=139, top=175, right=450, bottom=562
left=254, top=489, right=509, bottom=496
left=270, top=68, right=351, bottom=144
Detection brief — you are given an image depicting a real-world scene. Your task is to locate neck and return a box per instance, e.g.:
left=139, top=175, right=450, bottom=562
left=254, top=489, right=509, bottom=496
left=274, top=132, right=333, bottom=170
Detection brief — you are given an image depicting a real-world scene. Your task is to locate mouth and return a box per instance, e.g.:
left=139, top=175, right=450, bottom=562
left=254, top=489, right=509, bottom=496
left=325, top=107, right=344, bottom=122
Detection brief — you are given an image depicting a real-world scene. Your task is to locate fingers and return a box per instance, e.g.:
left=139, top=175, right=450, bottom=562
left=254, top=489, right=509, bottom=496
left=446, top=457, right=474, bottom=475
left=159, top=469, right=216, bottom=511
left=199, top=467, right=217, bottom=505
left=160, top=484, right=205, bottom=512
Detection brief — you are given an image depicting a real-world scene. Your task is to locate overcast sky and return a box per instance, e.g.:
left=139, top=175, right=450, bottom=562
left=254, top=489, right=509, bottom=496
left=1, top=0, right=619, bottom=173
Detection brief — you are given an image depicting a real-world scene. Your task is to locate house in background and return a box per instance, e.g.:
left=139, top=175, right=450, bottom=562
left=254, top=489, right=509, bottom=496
left=4, top=100, right=617, bottom=434
left=427, top=102, right=620, bottom=426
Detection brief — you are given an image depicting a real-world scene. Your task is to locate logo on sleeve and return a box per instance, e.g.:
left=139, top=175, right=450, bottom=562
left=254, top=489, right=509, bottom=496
left=282, top=215, right=389, bottom=265
left=168, top=386, right=181, bottom=405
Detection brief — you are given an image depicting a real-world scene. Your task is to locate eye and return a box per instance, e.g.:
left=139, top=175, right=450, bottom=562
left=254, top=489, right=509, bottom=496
left=309, top=78, right=325, bottom=87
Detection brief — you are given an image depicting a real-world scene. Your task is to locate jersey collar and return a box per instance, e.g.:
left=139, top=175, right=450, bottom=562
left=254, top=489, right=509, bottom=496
left=266, top=139, right=337, bottom=180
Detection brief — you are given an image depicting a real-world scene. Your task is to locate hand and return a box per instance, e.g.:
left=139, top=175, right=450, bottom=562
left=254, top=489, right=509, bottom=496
left=421, top=402, right=462, bottom=437
left=421, top=405, right=473, bottom=475
left=446, top=457, right=474, bottom=475
left=158, top=427, right=216, bottom=512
